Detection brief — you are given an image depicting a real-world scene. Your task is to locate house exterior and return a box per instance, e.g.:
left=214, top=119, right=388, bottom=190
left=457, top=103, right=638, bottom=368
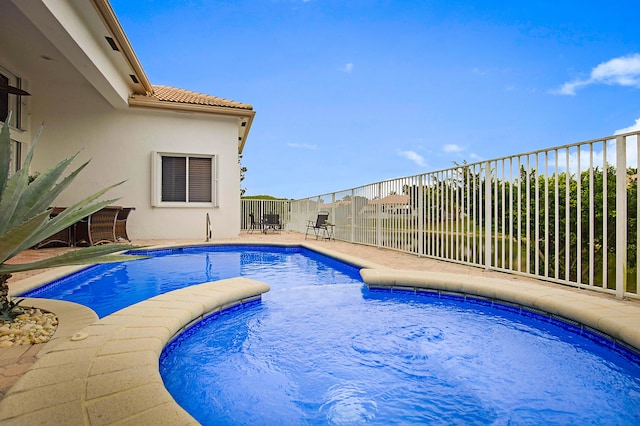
left=361, top=194, right=412, bottom=217
left=0, top=0, right=255, bottom=240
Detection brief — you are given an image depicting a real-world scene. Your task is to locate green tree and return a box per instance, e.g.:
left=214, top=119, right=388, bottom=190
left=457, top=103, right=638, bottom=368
left=239, top=154, right=247, bottom=196
left=0, top=118, right=143, bottom=320
left=407, top=159, right=637, bottom=290
left=509, top=164, right=636, bottom=289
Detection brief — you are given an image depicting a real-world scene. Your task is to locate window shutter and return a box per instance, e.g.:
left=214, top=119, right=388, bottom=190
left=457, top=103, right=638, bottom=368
left=188, top=157, right=212, bottom=202
left=161, top=156, right=186, bottom=202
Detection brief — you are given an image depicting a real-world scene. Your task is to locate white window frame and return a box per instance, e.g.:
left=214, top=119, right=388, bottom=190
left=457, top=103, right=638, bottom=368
left=11, top=139, right=22, bottom=175
left=151, top=151, right=219, bottom=208
left=0, top=65, right=26, bottom=131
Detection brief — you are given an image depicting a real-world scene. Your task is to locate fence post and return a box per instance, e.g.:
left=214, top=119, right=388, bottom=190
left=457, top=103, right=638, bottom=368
left=418, top=175, right=424, bottom=256
left=331, top=193, right=336, bottom=238
left=350, top=189, right=355, bottom=243
left=485, top=161, right=492, bottom=270
left=376, top=182, right=382, bottom=248
left=616, top=136, right=627, bottom=299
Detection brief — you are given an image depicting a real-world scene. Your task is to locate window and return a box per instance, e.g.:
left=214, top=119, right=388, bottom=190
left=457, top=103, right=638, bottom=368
left=11, top=140, right=22, bottom=174
left=152, top=152, right=217, bottom=207
left=0, top=66, right=24, bottom=130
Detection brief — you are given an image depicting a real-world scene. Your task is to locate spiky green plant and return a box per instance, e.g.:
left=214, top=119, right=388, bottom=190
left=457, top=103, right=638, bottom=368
left=0, top=116, right=144, bottom=320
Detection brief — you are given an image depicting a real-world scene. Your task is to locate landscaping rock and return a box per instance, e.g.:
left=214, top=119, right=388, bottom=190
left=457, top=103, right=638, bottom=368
left=0, top=308, right=57, bottom=346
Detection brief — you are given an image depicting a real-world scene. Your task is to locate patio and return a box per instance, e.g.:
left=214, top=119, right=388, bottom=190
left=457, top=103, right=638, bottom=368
left=1, top=231, right=639, bottom=423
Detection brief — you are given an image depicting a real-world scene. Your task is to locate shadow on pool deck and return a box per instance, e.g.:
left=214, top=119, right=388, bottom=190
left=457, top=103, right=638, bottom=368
left=1, top=231, right=639, bottom=422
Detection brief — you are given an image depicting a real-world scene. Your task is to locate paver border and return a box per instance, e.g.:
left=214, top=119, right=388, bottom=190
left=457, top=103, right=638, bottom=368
left=361, top=268, right=640, bottom=352
left=1, top=241, right=639, bottom=424
left=0, top=277, right=269, bottom=425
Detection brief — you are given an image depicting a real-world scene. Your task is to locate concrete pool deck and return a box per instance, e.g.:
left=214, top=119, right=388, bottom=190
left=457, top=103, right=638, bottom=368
left=1, top=231, right=639, bottom=424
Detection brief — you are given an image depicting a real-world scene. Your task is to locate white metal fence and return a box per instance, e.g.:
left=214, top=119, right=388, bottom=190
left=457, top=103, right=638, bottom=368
left=284, top=130, right=640, bottom=299
left=240, top=199, right=291, bottom=232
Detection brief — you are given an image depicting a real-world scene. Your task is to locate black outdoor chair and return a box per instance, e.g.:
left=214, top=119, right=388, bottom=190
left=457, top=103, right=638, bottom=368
left=248, top=213, right=262, bottom=234
left=305, top=212, right=330, bottom=240
left=262, top=214, right=282, bottom=233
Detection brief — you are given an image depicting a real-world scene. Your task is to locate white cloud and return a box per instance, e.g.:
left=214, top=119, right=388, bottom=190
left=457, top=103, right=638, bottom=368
left=343, top=63, right=354, bottom=73
left=288, top=143, right=317, bottom=150
left=554, top=80, right=588, bottom=96
left=559, top=141, right=638, bottom=172
left=468, top=152, right=482, bottom=161
left=398, top=150, right=427, bottom=167
left=615, top=117, right=640, bottom=134
left=613, top=118, right=639, bottom=168
left=551, top=118, right=640, bottom=173
left=442, top=144, right=463, bottom=153
left=554, top=53, right=640, bottom=95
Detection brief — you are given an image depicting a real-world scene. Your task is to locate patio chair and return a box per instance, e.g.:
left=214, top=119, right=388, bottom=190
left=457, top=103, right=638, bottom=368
left=262, top=214, right=281, bottom=234
left=248, top=213, right=262, bottom=234
left=305, top=212, right=330, bottom=240
left=75, top=206, right=121, bottom=246
left=33, top=207, right=74, bottom=248
left=115, top=207, right=135, bottom=242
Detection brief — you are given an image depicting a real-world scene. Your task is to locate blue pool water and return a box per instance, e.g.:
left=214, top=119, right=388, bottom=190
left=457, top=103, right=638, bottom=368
left=22, top=246, right=640, bottom=424
left=22, top=245, right=360, bottom=318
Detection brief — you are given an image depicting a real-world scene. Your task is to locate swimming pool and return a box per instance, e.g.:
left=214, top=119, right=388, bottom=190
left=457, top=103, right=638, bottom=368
left=22, top=245, right=361, bottom=318
left=161, top=280, right=640, bottom=425
left=21, top=245, right=640, bottom=424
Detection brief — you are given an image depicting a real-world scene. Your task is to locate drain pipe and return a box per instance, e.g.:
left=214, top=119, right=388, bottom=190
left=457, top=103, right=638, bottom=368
left=205, top=213, right=212, bottom=241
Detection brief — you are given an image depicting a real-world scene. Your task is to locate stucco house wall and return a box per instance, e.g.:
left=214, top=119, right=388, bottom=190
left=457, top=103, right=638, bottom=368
left=29, top=82, right=241, bottom=239
left=0, top=0, right=253, bottom=240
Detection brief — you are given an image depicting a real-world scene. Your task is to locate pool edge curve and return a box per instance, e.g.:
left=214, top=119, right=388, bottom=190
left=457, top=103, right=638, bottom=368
left=0, top=277, right=270, bottom=425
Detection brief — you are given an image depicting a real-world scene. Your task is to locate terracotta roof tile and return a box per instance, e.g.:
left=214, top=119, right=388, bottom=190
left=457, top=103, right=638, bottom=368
left=149, top=85, right=253, bottom=110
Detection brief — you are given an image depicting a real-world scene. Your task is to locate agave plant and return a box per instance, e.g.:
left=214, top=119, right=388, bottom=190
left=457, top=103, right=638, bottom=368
left=0, top=116, right=144, bottom=320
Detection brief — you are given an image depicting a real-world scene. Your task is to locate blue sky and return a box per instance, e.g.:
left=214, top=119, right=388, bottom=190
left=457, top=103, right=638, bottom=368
left=110, top=0, right=640, bottom=199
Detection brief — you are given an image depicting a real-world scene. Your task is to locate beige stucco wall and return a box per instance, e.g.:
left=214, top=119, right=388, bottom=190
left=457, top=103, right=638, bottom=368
left=28, top=81, right=242, bottom=240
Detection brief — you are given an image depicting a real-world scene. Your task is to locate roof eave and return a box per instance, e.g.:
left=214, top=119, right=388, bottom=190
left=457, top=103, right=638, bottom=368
left=238, top=113, right=255, bottom=154
left=90, top=0, right=153, bottom=94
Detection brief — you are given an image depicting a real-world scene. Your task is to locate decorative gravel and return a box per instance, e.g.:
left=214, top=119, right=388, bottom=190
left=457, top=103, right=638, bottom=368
left=0, top=308, right=58, bottom=347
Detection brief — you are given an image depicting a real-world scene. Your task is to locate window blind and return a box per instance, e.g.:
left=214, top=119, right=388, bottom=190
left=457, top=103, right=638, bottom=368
left=188, top=157, right=212, bottom=202
left=161, top=156, right=186, bottom=202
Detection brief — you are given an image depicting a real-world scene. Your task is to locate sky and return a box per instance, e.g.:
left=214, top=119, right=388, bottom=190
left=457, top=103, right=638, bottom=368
left=110, top=0, right=640, bottom=199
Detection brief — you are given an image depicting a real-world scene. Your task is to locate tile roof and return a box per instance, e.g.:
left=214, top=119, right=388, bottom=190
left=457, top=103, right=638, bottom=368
left=148, top=85, right=253, bottom=110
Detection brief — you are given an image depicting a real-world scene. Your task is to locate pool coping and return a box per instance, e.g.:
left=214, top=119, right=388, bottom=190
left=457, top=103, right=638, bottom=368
left=361, top=269, right=640, bottom=354
left=0, top=277, right=269, bottom=424
left=1, top=241, right=640, bottom=423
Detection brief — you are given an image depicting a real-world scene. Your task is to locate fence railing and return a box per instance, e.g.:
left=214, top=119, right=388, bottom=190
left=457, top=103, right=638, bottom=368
left=286, top=130, right=640, bottom=300
left=240, top=199, right=291, bottom=231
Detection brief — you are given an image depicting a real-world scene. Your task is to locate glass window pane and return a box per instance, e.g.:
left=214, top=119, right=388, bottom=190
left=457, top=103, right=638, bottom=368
left=161, top=156, right=186, bottom=202
left=188, top=157, right=212, bottom=202
left=13, top=140, right=21, bottom=174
